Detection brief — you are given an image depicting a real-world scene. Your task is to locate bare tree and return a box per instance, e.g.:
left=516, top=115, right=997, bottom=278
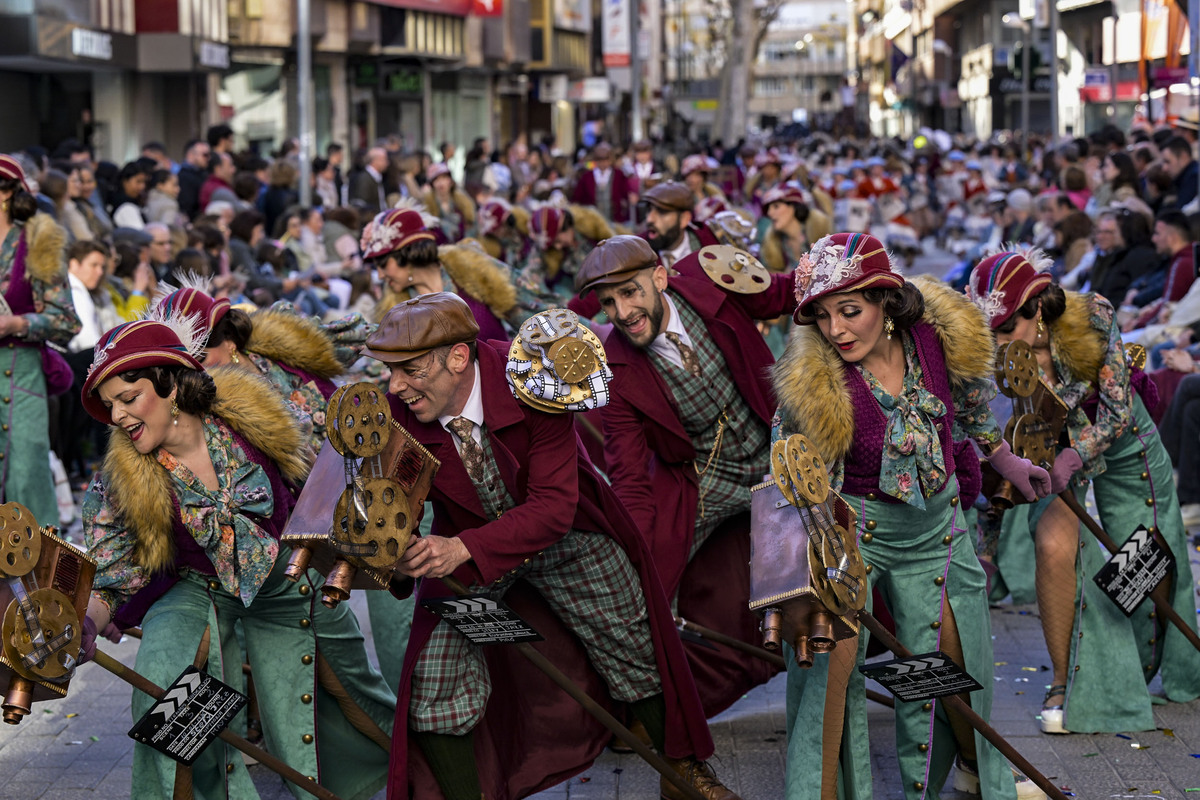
left=711, top=0, right=787, bottom=142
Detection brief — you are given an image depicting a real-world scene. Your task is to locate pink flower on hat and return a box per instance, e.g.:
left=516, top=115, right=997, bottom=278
left=793, top=254, right=815, bottom=300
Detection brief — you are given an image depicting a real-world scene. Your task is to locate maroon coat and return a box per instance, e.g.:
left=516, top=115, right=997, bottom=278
left=571, top=167, right=634, bottom=222
left=598, top=253, right=796, bottom=714
left=386, top=341, right=713, bottom=800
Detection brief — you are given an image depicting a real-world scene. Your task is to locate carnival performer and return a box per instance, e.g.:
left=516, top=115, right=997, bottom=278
left=420, top=163, right=475, bottom=244
left=0, top=154, right=80, bottom=525
left=523, top=204, right=615, bottom=303
left=363, top=292, right=738, bottom=800
left=773, top=233, right=1051, bottom=799
left=475, top=197, right=533, bottom=270
left=641, top=182, right=718, bottom=269
left=680, top=155, right=726, bottom=206
left=570, top=142, right=635, bottom=223
left=79, top=317, right=395, bottom=800
left=966, top=249, right=1200, bottom=735
left=571, top=235, right=789, bottom=716
left=758, top=184, right=820, bottom=273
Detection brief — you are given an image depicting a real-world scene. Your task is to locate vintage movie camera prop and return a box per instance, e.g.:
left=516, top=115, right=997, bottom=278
left=696, top=245, right=771, bottom=293
left=703, top=214, right=758, bottom=251
left=0, top=502, right=96, bottom=724
left=282, top=383, right=439, bottom=608
left=749, top=435, right=867, bottom=668
left=980, top=340, right=1069, bottom=509
left=506, top=309, right=613, bottom=412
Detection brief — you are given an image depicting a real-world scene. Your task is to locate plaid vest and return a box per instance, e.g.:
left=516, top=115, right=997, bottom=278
left=595, top=176, right=613, bottom=220
left=466, top=427, right=516, bottom=521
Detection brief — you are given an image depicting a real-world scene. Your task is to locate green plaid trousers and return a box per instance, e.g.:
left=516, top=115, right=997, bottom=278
left=651, top=294, right=771, bottom=555
left=409, top=427, right=661, bottom=735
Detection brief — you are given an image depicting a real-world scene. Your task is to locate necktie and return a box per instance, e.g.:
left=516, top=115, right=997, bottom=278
left=448, top=417, right=485, bottom=482
left=665, top=332, right=702, bottom=378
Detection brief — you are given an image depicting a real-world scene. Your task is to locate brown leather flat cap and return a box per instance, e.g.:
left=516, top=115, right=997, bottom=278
left=574, top=235, right=659, bottom=296
left=642, top=181, right=694, bottom=213
left=362, top=292, right=480, bottom=363
left=593, top=142, right=614, bottom=159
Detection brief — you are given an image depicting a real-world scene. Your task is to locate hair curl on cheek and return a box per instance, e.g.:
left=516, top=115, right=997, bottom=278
left=862, top=282, right=925, bottom=330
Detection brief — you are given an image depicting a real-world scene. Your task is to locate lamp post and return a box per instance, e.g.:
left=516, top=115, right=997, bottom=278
left=1001, top=13, right=1030, bottom=154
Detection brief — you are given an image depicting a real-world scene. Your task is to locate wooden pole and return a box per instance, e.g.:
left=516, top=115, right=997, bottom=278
left=440, top=576, right=707, bottom=800
left=90, top=650, right=345, bottom=800
left=855, top=612, right=1069, bottom=800
left=1059, top=491, right=1200, bottom=653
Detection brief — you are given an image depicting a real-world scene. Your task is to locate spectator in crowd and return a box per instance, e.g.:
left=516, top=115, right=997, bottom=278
left=206, top=122, right=235, bottom=154
left=176, top=138, right=211, bottom=220
left=144, top=222, right=174, bottom=281
left=262, top=158, right=299, bottom=236
left=326, top=142, right=346, bottom=203
left=313, top=156, right=338, bottom=209
left=144, top=169, right=181, bottom=226
left=1161, top=136, right=1199, bottom=210
left=1054, top=211, right=1096, bottom=285
left=227, top=209, right=265, bottom=275
left=108, top=162, right=148, bottom=230
left=59, top=166, right=94, bottom=242
left=1089, top=208, right=1160, bottom=303
left=1003, top=188, right=1036, bottom=243
left=350, top=147, right=388, bottom=214
left=199, top=151, right=237, bottom=211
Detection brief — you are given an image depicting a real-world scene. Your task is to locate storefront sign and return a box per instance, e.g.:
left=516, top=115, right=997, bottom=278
left=71, top=28, right=113, bottom=61
left=538, top=75, right=568, bottom=102
left=197, top=41, right=230, bottom=69
left=554, top=0, right=590, bottom=31
left=1080, top=67, right=1112, bottom=102
left=601, top=0, right=630, bottom=68
left=383, top=67, right=423, bottom=96
left=568, top=77, right=611, bottom=103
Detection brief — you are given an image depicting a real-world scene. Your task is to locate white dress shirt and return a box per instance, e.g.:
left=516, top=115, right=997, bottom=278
left=438, top=362, right=484, bottom=447
left=647, top=293, right=694, bottom=370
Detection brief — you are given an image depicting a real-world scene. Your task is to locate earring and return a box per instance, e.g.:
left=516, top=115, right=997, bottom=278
left=407, top=275, right=414, bottom=283
left=171, top=399, right=180, bottom=425
left=2, top=200, right=8, bottom=214
left=230, top=351, right=240, bottom=365
left=884, top=316, right=895, bottom=341
left=1037, top=319, right=1045, bottom=337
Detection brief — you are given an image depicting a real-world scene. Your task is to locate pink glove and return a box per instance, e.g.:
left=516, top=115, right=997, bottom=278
left=79, top=616, right=97, bottom=665
left=1050, top=448, right=1084, bottom=495
left=986, top=440, right=1051, bottom=501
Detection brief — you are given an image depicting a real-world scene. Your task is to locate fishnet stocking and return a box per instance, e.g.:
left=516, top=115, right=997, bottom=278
left=936, top=598, right=977, bottom=762
left=1033, top=497, right=1081, bottom=700
left=820, top=635, right=859, bottom=798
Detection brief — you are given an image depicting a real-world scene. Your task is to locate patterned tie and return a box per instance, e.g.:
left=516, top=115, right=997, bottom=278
left=665, top=332, right=702, bottom=378
left=448, top=417, right=485, bottom=482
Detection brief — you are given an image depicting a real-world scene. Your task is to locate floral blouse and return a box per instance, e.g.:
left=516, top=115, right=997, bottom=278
left=1044, top=294, right=1131, bottom=481
left=0, top=224, right=81, bottom=344
left=247, top=351, right=321, bottom=451
left=85, top=417, right=279, bottom=615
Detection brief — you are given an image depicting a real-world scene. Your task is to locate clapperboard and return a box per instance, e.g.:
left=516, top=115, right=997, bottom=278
left=859, top=650, right=984, bottom=702
left=128, top=666, right=246, bottom=766
left=1093, top=525, right=1174, bottom=617
left=421, top=594, right=543, bottom=644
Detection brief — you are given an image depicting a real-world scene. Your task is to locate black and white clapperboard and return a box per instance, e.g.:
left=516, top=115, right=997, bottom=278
left=1093, top=525, right=1174, bottom=617
left=128, top=666, right=246, bottom=766
left=859, top=651, right=984, bottom=702
left=421, top=594, right=543, bottom=644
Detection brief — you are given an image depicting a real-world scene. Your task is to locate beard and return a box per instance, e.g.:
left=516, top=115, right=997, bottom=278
left=646, top=221, right=684, bottom=254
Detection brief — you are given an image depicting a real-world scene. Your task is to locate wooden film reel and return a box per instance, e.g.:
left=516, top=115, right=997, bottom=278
left=2, top=588, right=81, bottom=681
left=1010, top=413, right=1057, bottom=468
left=771, top=434, right=829, bottom=507
left=328, top=384, right=391, bottom=458
left=809, top=524, right=867, bottom=616
left=0, top=502, right=40, bottom=579
left=520, top=309, right=580, bottom=347
left=994, top=341, right=1038, bottom=398
left=333, top=479, right=414, bottom=568
left=696, top=245, right=771, bottom=294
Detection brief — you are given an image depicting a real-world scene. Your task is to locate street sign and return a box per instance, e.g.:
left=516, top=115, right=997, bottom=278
left=422, top=594, right=543, bottom=644
left=1093, top=526, right=1174, bottom=617
left=859, top=650, right=984, bottom=702
left=128, top=666, right=246, bottom=766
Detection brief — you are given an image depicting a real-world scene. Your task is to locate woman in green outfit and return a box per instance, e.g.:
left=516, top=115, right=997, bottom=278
left=967, top=249, right=1200, bottom=736
left=0, top=155, right=80, bottom=526
left=79, top=317, right=396, bottom=800
left=772, top=232, right=1050, bottom=799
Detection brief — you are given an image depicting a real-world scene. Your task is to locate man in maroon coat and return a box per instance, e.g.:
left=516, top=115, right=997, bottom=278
left=363, top=292, right=738, bottom=800
left=642, top=182, right=720, bottom=268
left=574, top=235, right=797, bottom=716
left=571, top=142, right=635, bottom=224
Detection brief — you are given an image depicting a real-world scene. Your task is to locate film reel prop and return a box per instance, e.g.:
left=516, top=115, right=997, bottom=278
left=505, top=309, right=613, bottom=413
left=696, top=245, right=771, bottom=294
left=0, top=502, right=97, bottom=724
left=282, top=383, right=440, bottom=608
left=705, top=211, right=757, bottom=250
left=750, top=435, right=866, bottom=669
left=980, top=340, right=1069, bottom=511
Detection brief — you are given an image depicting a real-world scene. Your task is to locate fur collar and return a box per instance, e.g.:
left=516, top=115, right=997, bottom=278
left=759, top=228, right=789, bottom=272
left=101, top=367, right=311, bottom=575
left=246, top=307, right=343, bottom=379
left=570, top=205, right=615, bottom=243
left=24, top=213, right=68, bottom=286
left=511, top=206, right=531, bottom=237
left=438, top=244, right=518, bottom=318
left=422, top=188, right=477, bottom=225
left=1051, top=291, right=1105, bottom=384
left=772, top=275, right=995, bottom=463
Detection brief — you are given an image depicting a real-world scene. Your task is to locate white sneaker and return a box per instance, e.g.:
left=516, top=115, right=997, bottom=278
left=1180, top=503, right=1200, bottom=527
left=952, top=754, right=980, bottom=794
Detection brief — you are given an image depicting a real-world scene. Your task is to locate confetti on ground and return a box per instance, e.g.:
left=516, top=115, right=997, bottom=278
left=1162, top=728, right=1175, bottom=737
left=1015, top=691, right=1025, bottom=695
left=65, top=712, right=77, bottom=718
left=89, top=736, right=99, bottom=742
left=1117, top=734, right=1132, bottom=739
left=1082, top=753, right=1099, bottom=757
left=65, top=741, right=82, bottom=746
left=995, top=661, right=1008, bottom=666
left=1131, top=742, right=1149, bottom=749
left=1021, top=666, right=1038, bottom=672
left=579, top=777, right=590, bottom=784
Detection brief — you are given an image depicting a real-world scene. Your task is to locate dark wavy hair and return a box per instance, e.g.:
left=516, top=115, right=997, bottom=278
left=993, top=283, right=1067, bottom=334
left=207, top=308, right=254, bottom=351
left=0, top=177, right=38, bottom=223
left=863, top=282, right=925, bottom=330
left=116, top=365, right=216, bottom=416
left=394, top=238, right=440, bottom=268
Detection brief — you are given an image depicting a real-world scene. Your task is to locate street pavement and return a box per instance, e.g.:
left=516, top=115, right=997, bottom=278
left=4, top=248, right=1200, bottom=799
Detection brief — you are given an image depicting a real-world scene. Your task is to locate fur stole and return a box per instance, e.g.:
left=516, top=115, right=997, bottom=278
left=421, top=188, right=477, bottom=226
left=811, top=187, right=834, bottom=217
left=479, top=235, right=503, bottom=261
left=438, top=243, right=519, bottom=318
left=570, top=205, right=615, bottom=243
left=1051, top=291, right=1106, bottom=384
left=510, top=206, right=531, bottom=237
left=246, top=307, right=343, bottom=379
left=24, top=213, right=68, bottom=286
left=101, top=367, right=311, bottom=575
left=772, top=275, right=995, bottom=464
left=759, top=228, right=787, bottom=273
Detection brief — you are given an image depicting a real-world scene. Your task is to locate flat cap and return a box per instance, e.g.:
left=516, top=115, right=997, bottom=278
left=593, top=142, right=614, bottom=159
left=574, top=235, right=659, bottom=296
left=642, top=181, right=694, bottom=213
left=362, top=291, right=480, bottom=363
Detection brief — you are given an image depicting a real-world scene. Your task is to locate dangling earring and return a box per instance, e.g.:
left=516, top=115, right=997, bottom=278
left=1036, top=319, right=1045, bottom=338
left=171, top=398, right=180, bottom=426
left=884, top=316, right=895, bottom=341
left=2, top=200, right=9, bottom=214
left=230, top=351, right=240, bottom=365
